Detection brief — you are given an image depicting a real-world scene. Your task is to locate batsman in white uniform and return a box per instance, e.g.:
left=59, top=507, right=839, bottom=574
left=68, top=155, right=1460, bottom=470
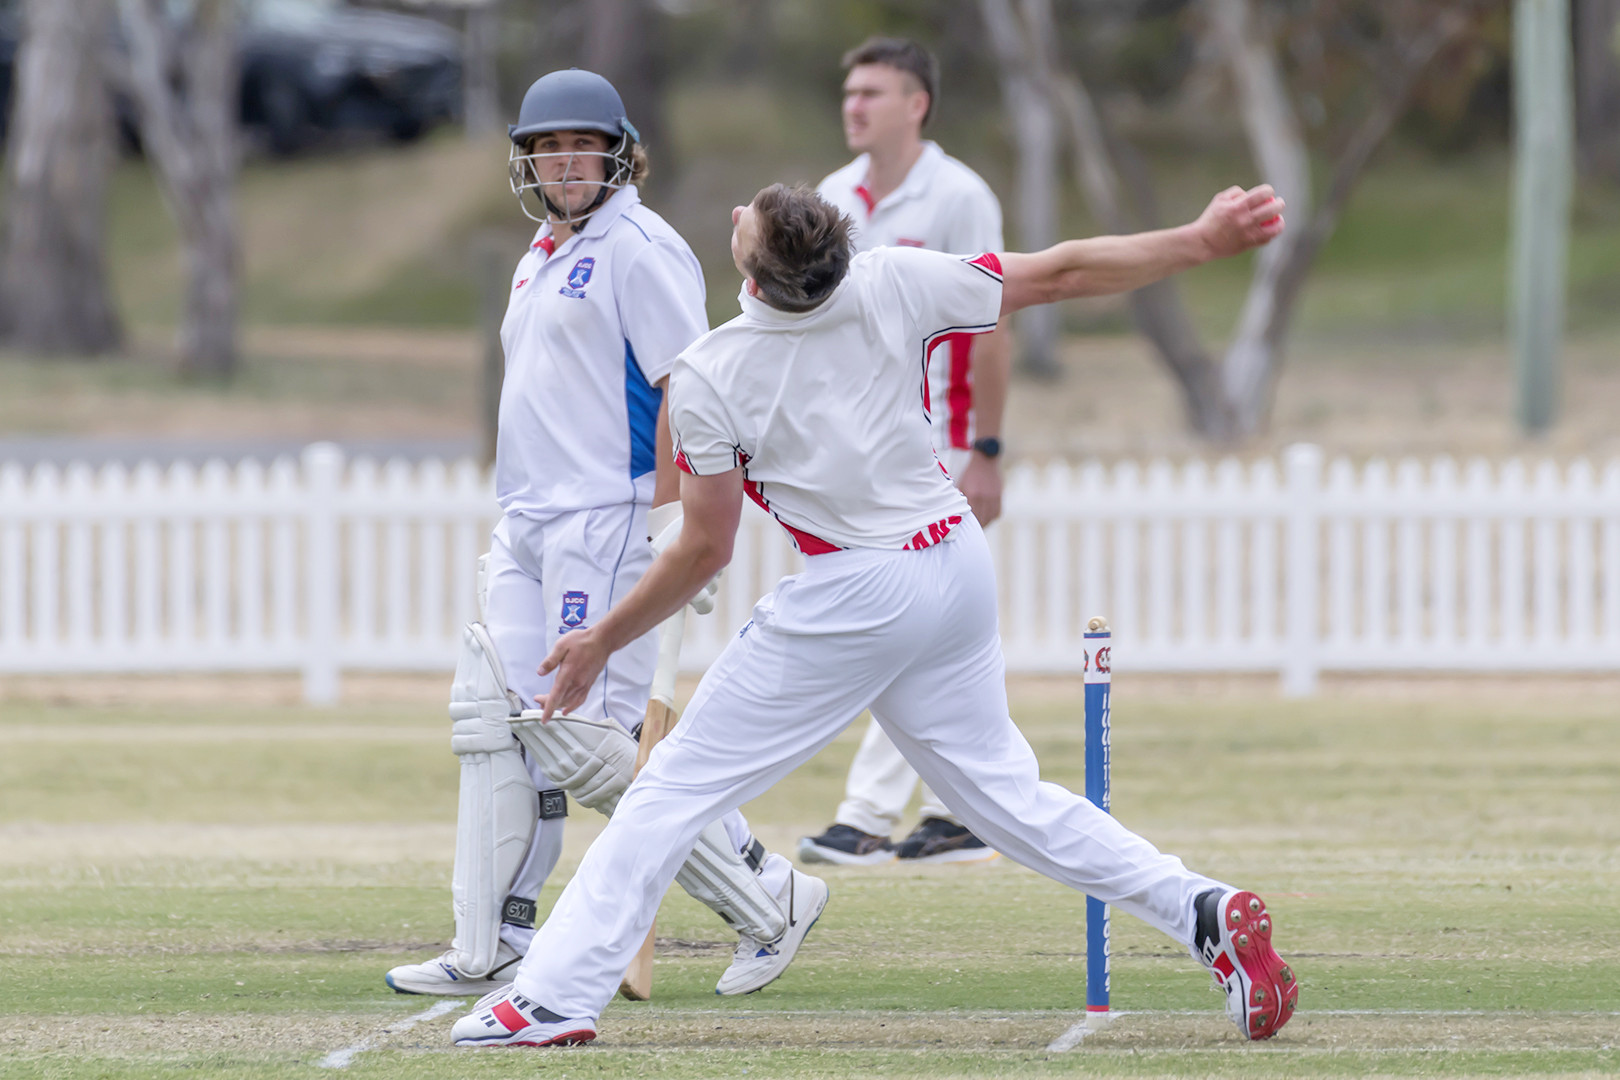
left=803, top=36, right=1010, bottom=866
left=450, top=181, right=1299, bottom=1049
left=385, top=70, right=824, bottom=1001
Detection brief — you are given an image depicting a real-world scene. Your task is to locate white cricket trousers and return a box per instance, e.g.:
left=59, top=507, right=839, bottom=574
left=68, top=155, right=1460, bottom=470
left=836, top=719, right=956, bottom=834
left=480, top=506, right=772, bottom=953
left=512, top=516, right=1222, bottom=1018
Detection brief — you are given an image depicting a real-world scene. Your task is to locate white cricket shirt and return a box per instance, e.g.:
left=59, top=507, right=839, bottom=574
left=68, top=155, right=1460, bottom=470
left=496, top=185, right=708, bottom=517
left=669, top=247, right=1004, bottom=553
left=818, top=142, right=1004, bottom=455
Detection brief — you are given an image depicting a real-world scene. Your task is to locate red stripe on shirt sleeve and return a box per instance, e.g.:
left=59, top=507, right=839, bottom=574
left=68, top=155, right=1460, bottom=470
left=968, top=252, right=1002, bottom=277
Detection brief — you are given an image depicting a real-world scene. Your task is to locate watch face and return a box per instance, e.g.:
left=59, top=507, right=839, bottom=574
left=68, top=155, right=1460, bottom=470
left=974, top=437, right=1002, bottom=459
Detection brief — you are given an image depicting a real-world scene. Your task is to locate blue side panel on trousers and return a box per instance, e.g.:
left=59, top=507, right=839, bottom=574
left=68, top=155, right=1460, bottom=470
left=624, top=341, right=663, bottom=478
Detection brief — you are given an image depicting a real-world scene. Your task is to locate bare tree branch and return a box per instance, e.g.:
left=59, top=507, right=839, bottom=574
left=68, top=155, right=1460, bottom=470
left=1267, top=7, right=1476, bottom=352
left=994, top=0, right=1236, bottom=437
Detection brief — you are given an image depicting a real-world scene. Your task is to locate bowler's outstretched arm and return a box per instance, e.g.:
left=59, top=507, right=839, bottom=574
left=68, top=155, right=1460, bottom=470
left=998, top=185, right=1284, bottom=314
left=537, top=467, right=745, bottom=720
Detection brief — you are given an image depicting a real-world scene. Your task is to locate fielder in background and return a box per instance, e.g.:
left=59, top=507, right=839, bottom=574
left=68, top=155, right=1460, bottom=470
left=384, top=69, right=825, bottom=1002
left=450, top=182, right=1298, bottom=1049
left=800, top=36, right=1009, bottom=868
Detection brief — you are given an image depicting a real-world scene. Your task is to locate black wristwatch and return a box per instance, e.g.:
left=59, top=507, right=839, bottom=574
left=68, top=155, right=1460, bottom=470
left=972, top=436, right=1002, bottom=460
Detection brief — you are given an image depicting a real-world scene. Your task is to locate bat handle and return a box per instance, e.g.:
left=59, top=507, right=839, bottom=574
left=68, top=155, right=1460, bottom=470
left=649, top=606, right=686, bottom=709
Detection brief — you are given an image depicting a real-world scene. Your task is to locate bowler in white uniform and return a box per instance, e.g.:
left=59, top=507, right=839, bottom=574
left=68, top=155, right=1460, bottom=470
left=451, top=180, right=1298, bottom=1050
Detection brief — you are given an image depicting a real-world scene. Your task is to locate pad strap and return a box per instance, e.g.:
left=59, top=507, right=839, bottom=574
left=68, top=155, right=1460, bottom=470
left=501, top=894, right=538, bottom=929
left=538, top=788, right=567, bottom=820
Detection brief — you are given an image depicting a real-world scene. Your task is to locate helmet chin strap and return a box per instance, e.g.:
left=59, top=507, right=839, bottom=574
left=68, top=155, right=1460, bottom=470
left=542, top=184, right=612, bottom=227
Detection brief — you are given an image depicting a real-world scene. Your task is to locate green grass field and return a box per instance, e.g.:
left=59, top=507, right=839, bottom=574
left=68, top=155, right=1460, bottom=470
left=2, top=679, right=1616, bottom=1078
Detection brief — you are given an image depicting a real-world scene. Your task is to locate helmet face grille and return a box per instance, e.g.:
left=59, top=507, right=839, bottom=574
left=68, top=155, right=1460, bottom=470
left=507, top=133, right=635, bottom=227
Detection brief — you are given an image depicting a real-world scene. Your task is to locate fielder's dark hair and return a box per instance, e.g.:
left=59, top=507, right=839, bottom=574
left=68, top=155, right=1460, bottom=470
left=842, top=36, right=938, bottom=126
left=745, top=184, right=853, bottom=313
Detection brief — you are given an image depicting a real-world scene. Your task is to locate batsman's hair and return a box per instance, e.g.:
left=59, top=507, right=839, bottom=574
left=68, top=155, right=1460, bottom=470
left=842, top=36, right=939, bottom=126
left=745, top=184, right=853, bottom=314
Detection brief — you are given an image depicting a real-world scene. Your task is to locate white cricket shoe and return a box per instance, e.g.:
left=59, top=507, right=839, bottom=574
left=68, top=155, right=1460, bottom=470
left=385, top=940, right=521, bottom=996
left=715, top=868, right=829, bottom=996
left=451, top=986, right=596, bottom=1048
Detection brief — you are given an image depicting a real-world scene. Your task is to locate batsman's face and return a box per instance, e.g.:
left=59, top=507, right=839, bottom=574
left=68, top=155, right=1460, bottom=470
left=842, top=63, right=927, bottom=153
left=525, top=129, right=611, bottom=213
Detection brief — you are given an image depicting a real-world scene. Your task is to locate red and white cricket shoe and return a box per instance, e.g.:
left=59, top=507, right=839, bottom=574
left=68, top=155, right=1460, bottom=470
left=1192, top=888, right=1298, bottom=1040
left=450, top=987, right=596, bottom=1048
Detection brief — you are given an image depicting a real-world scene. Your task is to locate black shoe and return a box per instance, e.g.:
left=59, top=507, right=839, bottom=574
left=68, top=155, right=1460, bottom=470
left=795, top=823, right=896, bottom=866
left=895, top=817, right=998, bottom=864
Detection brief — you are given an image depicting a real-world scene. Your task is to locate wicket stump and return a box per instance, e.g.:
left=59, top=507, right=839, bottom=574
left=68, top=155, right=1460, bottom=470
left=1084, top=615, right=1112, bottom=1029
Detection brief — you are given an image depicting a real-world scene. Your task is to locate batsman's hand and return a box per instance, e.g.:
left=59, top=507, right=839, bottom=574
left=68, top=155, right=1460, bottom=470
left=1195, top=184, right=1285, bottom=261
left=536, top=627, right=609, bottom=722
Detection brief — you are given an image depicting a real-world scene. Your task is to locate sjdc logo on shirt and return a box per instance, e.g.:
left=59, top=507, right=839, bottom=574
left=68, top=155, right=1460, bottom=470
left=559, top=257, right=595, bottom=299
left=560, top=590, right=589, bottom=630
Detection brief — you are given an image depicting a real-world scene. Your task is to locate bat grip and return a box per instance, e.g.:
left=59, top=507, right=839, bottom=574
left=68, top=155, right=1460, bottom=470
left=650, top=606, right=686, bottom=708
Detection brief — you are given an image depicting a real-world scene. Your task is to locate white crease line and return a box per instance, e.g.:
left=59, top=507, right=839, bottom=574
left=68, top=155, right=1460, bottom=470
left=1045, top=1019, right=1095, bottom=1052
left=318, top=998, right=466, bottom=1069
left=1043, top=1009, right=1620, bottom=1052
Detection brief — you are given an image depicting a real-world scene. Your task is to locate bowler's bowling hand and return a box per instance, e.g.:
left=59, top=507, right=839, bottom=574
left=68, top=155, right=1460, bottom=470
left=537, top=628, right=610, bottom=722
left=1196, top=185, right=1285, bottom=260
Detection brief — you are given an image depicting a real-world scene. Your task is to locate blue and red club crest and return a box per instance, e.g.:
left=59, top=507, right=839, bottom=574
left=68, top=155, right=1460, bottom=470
left=559, top=257, right=595, bottom=298
left=560, top=590, right=589, bottom=629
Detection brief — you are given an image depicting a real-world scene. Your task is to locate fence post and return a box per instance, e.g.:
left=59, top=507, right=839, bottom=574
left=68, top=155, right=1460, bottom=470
left=302, top=443, right=343, bottom=705
left=1282, top=444, right=1323, bottom=697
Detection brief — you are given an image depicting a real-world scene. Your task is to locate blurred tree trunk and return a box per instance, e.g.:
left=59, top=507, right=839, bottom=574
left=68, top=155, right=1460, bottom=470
left=582, top=0, right=671, bottom=186
left=1574, top=0, right=1620, bottom=175
left=117, top=0, right=239, bottom=377
left=1207, top=0, right=1313, bottom=437
left=0, top=0, right=123, bottom=356
left=991, top=0, right=1235, bottom=436
left=463, top=0, right=503, bottom=136
left=979, top=0, right=1061, bottom=379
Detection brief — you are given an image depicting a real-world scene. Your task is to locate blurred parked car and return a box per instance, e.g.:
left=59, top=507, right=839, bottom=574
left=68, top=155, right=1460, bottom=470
left=239, top=0, right=461, bottom=154
left=0, top=0, right=461, bottom=155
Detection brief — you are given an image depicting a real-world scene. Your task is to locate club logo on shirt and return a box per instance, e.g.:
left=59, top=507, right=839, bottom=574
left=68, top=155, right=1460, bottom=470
left=560, top=590, right=589, bottom=630
left=559, top=257, right=595, bottom=299
left=514, top=278, right=529, bottom=290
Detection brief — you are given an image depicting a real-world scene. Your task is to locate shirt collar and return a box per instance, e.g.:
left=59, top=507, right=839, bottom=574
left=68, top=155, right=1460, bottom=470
left=529, top=184, right=642, bottom=254
left=855, top=141, right=944, bottom=213
left=737, top=275, right=850, bottom=325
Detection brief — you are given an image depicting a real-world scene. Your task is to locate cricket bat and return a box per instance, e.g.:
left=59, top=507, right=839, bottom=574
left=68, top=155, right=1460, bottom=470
left=617, top=605, right=687, bottom=1001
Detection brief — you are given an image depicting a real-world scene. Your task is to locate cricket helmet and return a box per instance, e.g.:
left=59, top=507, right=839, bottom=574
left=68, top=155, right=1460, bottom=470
left=507, top=69, right=641, bottom=226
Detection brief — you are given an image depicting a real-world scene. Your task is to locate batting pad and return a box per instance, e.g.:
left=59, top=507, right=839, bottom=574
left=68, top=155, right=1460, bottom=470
left=448, top=623, right=538, bottom=977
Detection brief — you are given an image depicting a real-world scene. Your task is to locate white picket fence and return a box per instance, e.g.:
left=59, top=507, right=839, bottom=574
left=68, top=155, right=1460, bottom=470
left=2, top=443, right=1618, bottom=702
